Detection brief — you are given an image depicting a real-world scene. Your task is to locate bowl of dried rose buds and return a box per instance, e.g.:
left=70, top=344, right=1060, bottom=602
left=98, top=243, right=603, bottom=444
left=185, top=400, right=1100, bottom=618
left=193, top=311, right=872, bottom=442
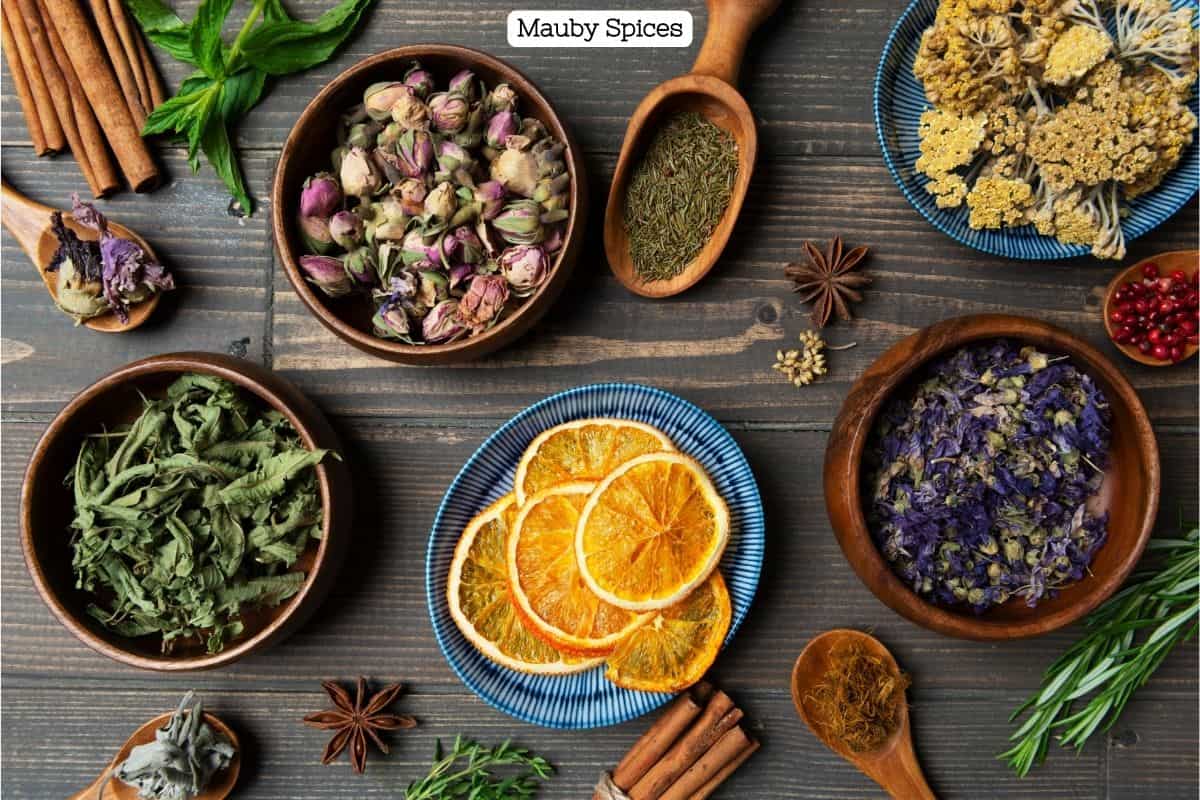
left=824, top=314, right=1159, bottom=640
left=272, top=45, right=587, bottom=364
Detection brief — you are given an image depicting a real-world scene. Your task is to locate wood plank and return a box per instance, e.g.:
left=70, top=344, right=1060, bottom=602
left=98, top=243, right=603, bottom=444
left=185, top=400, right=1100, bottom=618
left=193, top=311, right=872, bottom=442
left=1106, top=692, right=1200, bottom=798
left=0, top=683, right=1134, bottom=798
left=5, top=422, right=1195, bottom=698
left=0, top=0, right=894, bottom=158
left=271, top=156, right=1200, bottom=424
left=0, top=147, right=272, bottom=415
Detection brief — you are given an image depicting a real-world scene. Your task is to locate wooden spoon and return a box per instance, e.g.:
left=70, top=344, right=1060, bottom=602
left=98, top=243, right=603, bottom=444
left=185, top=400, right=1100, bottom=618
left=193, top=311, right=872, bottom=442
left=1102, top=250, right=1198, bottom=366
left=791, top=629, right=935, bottom=800
left=1, top=180, right=160, bottom=331
left=68, top=711, right=240, bottom=800
left=603, top=0, right=780, bottom=298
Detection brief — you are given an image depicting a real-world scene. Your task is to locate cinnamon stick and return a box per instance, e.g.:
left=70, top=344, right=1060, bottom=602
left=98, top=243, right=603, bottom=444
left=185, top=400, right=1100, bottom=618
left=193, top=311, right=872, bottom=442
left=1, top=13, right=48, bottom=154
left=628, top=690, right=741, bottom=800
left=690, top=735, right=760, bottom=800
left=86, top=0, right=145, bottom=128
left=44, top=0, right=159, bottom=191
left=138, top=32, right=165, bottom=108
left=607, top=684, right=711, bottom=795
left=659, top=725, right=754, bottom=800
left=38, top=0, right=119, bottom=196
left=2, top=1, right=65, bottom=152
left=106, top=0, right=151, bottom=113
left=13, top=0, right=101, bottom=192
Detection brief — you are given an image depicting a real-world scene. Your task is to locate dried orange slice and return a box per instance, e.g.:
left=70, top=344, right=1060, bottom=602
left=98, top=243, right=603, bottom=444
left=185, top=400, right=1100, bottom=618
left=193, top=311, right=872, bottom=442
left=604, top=571, right=732, bottom=693
left=447, top=494, right=600, bottom=675
left=508, top=482, right=651, bottom=657
left=577, top=451, right=729, bottom=612
left=514, top=418, right=674, bottom=506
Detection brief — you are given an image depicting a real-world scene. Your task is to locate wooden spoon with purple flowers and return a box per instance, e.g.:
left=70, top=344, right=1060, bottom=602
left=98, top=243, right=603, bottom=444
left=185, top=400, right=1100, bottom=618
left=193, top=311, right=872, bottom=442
left=0, top=181, right=163, bottom=332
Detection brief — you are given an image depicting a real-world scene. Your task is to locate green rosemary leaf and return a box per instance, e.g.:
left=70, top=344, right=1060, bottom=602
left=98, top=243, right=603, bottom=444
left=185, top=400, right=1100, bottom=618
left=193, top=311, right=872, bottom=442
left=1000, top=525, right=1199, bottom=776
left=404, top=738, right=553, bottom=800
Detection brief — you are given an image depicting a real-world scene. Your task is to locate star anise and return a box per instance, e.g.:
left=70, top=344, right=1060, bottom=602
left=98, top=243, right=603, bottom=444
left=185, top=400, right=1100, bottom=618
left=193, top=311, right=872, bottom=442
left=784, top=236, right=871, bottom=328
left=303, top=677, right=416, bottom=773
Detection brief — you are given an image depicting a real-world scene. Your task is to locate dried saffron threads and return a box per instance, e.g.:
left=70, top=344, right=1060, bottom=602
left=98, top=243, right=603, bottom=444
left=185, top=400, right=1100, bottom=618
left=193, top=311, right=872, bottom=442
left=623, top=112, right=738, bottom=282
left=809, top=641, right=911, bottom=753
left=864, top=341, right=1112, bottom=613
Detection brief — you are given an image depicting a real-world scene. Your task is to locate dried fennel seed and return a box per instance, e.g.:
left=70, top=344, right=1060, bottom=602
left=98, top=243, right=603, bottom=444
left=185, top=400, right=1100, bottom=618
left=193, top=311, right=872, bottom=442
left=773, top=330, right=857, bottom=387
left=624, top=112, right=738, bottom=282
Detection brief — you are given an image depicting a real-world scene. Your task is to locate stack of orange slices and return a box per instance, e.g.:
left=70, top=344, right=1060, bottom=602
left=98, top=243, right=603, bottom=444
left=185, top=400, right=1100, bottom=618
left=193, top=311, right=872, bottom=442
left=447, top=418, right=733, bottom=693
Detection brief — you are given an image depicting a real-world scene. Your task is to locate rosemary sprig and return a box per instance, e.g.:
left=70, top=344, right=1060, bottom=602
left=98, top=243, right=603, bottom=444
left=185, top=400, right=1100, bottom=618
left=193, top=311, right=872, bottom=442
left=403, top=736, right=553, bottom=799
left=1000, top=526, right=1199, bottom=776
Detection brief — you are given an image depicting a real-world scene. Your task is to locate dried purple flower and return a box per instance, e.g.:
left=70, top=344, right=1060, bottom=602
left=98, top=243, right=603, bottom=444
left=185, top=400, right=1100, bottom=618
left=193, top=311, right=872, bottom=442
left=300, top=255, right=353, bottom=298
left=70, top=196, right=174, bottom=323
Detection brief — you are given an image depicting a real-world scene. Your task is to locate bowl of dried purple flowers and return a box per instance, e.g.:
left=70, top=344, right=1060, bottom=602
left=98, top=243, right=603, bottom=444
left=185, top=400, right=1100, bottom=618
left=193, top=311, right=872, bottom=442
left=824, top=314, right=1159, bottom=640
left=272, top=45, right=586, bottom=364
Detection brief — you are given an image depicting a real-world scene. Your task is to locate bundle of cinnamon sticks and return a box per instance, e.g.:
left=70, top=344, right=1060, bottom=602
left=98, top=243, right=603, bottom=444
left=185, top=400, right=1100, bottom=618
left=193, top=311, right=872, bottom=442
left=2, top=0, right=162, bottom=196
left=595, top=683, right=759, bottom=800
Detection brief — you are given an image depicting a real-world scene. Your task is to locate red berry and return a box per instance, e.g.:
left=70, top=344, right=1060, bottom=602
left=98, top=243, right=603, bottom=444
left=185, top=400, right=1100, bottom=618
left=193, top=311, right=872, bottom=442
left=1181, top=319, right=1198, bottom=335
left=1110, top=310, right=1125, bottom=324
left=1189, top=334, right=1199, bottom=346
left=1172, top=270, right=1188, bottom=284
left=1135, top=299, right=1150, bottom=315
left=1142, top=262, right=1159, bottom=279
left=1139, top=339, right=1154, bottom=354
left=1152, top=344, right=1170, bottom=360
left=1170, top=345, right=1185, bottom=362
left=1149, top=328, right=1164, bottom=344
left=1160, top=300, right=1176, bottom=315
left=1159, top=278, right=1174, bottom=294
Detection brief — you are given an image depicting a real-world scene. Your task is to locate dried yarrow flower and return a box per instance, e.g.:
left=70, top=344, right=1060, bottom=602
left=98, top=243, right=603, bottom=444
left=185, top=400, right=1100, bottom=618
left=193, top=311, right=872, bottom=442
left=772, top=330, right=856, bottom=387
left=864, top=341, right=1111, bottom=613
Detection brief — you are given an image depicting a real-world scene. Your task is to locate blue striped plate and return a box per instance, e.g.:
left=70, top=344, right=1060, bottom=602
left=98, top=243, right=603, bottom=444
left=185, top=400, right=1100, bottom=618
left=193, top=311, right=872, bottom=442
left=425, top=383, right=764, bottom=728
left=875, top=0, right=1199, bottom=260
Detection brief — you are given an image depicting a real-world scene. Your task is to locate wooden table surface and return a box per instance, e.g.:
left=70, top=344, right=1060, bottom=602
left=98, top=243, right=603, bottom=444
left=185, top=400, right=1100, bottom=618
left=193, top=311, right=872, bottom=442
left=2, top=2, right=1197, bottom=797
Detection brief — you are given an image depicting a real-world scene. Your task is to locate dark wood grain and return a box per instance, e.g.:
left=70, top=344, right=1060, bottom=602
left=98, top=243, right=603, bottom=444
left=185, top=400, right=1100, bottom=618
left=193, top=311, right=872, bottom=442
left=1, top=0, right=1197, bottom=796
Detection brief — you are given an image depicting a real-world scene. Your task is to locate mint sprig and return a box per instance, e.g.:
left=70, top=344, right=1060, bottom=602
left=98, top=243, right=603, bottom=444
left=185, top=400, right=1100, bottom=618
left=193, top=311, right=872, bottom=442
left=123, top=0, right=373, bottom=215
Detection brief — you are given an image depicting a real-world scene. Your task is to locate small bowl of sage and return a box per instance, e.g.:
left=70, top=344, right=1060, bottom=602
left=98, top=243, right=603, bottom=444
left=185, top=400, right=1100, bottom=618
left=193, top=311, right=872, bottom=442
left=20, top=352, right=352, bottom=670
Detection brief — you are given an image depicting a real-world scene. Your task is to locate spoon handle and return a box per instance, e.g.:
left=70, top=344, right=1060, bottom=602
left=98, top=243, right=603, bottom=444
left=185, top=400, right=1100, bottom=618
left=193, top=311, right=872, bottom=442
left=690, top=0, right=782, bottom=86
left=869, top=736, right=936, bottom=800
left=0, top=179, right=54, bottom=263
left=67, top=768, right=113, bottom=800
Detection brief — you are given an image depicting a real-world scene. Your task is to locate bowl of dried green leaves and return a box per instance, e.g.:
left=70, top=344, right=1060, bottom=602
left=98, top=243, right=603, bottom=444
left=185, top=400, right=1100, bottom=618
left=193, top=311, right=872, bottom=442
left=20, top=353, right=352, bottom=670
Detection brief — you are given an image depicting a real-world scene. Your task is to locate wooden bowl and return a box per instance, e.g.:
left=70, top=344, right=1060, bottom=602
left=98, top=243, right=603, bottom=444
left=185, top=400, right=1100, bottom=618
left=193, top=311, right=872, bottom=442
left=1102, top=250, right=1198, bottom=366
left=20, top=353, right=352, bottom=670
left=824, top=314, right=1160, bottom=640
left=272, top=45, right=587, bottom=364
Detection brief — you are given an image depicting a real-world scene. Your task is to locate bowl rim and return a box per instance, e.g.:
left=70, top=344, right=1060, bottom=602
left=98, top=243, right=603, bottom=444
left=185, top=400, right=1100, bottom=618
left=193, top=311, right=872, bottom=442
left=20, top=352, right=348, bottom=670
left=824, top=313, right=1160, bottom=640
left=873, top=0, right=1199, bottom=261
left=271, top=43, right=586, bottom=362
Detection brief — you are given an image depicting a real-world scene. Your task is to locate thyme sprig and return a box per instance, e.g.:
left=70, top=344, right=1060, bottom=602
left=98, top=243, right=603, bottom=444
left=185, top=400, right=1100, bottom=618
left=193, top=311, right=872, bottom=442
left=1001, top=526, right=1199, bottom=777
left=404, top=736, right=553, bottom=799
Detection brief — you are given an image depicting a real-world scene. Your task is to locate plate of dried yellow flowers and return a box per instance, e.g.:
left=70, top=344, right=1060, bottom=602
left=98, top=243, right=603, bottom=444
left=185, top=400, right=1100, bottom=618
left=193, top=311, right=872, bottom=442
left=875, top=0, right=1198, bottom=261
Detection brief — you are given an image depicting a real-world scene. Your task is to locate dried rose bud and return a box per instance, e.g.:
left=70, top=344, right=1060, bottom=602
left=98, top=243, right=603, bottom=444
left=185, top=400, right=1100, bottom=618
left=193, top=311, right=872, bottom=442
left=452, top=226, right=485, bottom=264
left=486, top=111, right=519, bottom=150
left=449, top=262, right=476, bottom=290
left=458, top=273, right=510, bottom=331
left=422, top=299, right=466, bottom=343
left=373, top=219, right=408, bottom=243
left=473, top=181, right=506, bottom=220
left=448, top=69, right=479, bottom=102
left=376, top=121, right=404, bottom=151
left=498, top=244, right=549, bottom=296
left=396, top=129, right=434, bottom=179
left=453, top=103, right=487, bottom=149
left=493, top=199, right=545, bottom=245
left=340, top=147, right=382, bottom=197
left=395, top=179, right=428, bottom=217
left=345, top=121, right=380, bottom=150
left=403, top=62, right=435, bottom=99
left=331, top=145, right=348, bottom=173
left=343, top=246, right=377, bottom=287
left=490, top=141, right=538, bottom=198
left=429, top=92, right=471, bottom=134
left=300, top=213, right=334, bottom=254
left=402, top=230, right=436, bottom=265
left=485, top=83, right=518, bottom=114
left=533, top=171, right=571, bottom=221
left=424, top=181, right=459, bottom=221
left=391, top=90, right=430, bottom=131
left=54, top=257, right=107, bottom=321
left=373, top=300, right=412, bottom=340
left=475, top=218, right=502, bottom=257
left=520, top=117, right=548, bottom=143
left=543, top=224, right=565, bottom=255
left=300, top=255, right=352, bottom=298
left=375, top=242, right=404, bottom=284
left=300, top=172, right=342, bottom=219
left=329, top=211, right=364, bottom=250
left=417, top=269, right=450, bottom=308
left=364, top=82, right=411, bottom=122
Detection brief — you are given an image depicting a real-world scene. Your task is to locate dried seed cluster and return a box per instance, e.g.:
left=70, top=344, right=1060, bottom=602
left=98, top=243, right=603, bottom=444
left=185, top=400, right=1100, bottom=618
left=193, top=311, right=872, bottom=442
left=773, top=330, right=834, bottom=387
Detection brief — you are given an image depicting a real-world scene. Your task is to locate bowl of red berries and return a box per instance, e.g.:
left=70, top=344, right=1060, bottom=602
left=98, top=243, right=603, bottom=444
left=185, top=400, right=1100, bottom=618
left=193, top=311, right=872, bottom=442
left=1103, top=251, right=1198, bottom=367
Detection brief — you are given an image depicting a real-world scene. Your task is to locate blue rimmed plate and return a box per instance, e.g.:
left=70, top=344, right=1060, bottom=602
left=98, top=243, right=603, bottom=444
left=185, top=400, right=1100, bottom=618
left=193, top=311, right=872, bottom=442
left=425, top=384, right=764, bottom=729
left=875, top=0, right=1199, bottom=260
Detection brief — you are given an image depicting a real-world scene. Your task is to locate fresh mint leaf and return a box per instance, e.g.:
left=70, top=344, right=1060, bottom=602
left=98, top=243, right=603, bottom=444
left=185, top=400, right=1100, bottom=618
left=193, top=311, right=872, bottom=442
left=239, top=0, right=373, bottom=76
left=121, top=0, right=197, bottom=65
left=141, top=82, right=218, bottom=137
left=219, top=68, right=268, bottom=120
left=262, top=0, right=294, bottom=23
left=190, top=0, right=235, bottom=78
left=200, top=115, right=252, bottom=214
